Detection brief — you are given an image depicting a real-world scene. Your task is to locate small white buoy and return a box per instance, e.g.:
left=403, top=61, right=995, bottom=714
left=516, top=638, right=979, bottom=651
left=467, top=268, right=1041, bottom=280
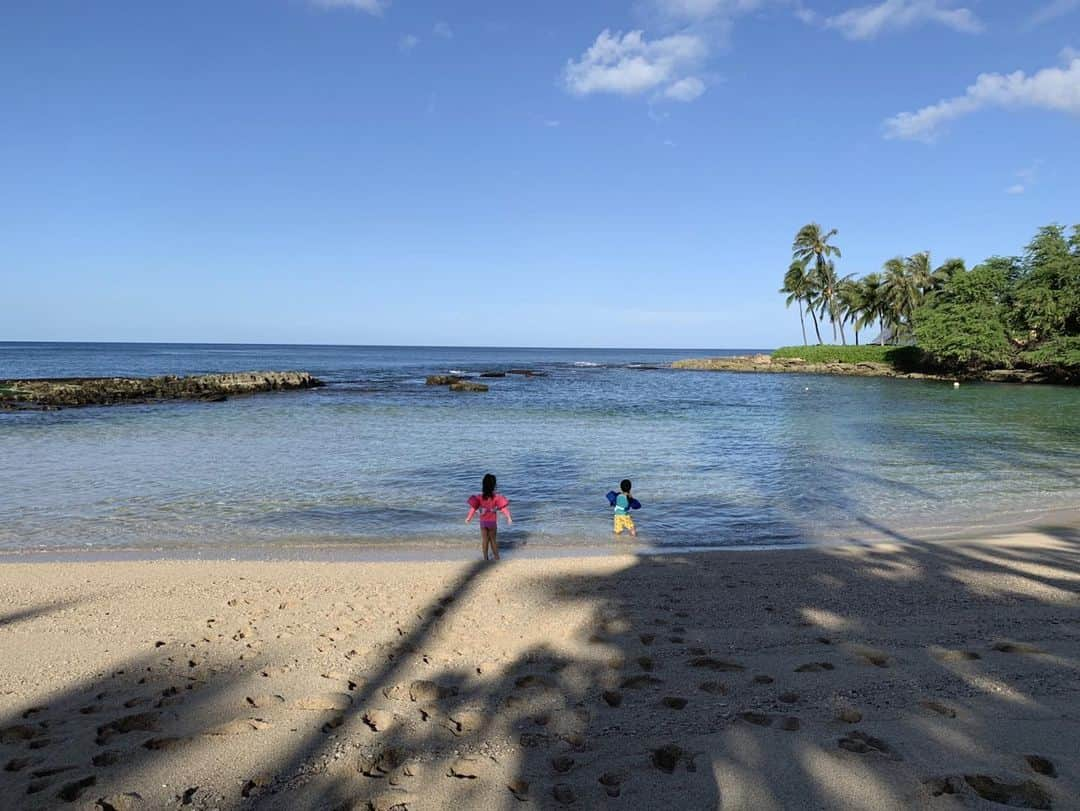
left=803, top=387, right=809, bottom=392
left=953, top=381, right=960, bottom=388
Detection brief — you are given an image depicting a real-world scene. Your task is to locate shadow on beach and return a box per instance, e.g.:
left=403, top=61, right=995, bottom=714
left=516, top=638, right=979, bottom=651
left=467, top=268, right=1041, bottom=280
left=1, top=524, right=1078, bottom=810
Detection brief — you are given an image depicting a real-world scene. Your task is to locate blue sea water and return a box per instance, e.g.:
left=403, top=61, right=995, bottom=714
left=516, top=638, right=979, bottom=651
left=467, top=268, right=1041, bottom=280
left=1, top=342, right=1078, bottom=555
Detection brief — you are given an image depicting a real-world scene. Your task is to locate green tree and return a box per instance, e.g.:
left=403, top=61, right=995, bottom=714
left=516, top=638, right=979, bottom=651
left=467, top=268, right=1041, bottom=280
left=1011, top=224, right=1080, bottom=345
left=792, top=224, right=842, bottom=343
left=836, top=276, right=865, bottom=345
left=855, top=273, right=888, bottom=346
left=915, top=261, right=1012, bottom=368
left=780, top=259, right=821, bottom=346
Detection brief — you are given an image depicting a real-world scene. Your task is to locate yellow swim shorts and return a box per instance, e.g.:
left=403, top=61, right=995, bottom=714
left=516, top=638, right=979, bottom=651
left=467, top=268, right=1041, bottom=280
left=614, top=514, right=636, bottom=534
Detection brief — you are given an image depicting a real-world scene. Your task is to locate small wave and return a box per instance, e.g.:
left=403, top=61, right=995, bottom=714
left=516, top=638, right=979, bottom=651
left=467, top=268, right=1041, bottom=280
left=448, top=369, right=468, bottom=375
left=573, top=361, right=602, bottom=367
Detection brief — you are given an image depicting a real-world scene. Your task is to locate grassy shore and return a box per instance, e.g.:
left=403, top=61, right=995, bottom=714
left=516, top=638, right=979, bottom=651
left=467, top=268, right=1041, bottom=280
left=771, top=345, right=922, bottom=368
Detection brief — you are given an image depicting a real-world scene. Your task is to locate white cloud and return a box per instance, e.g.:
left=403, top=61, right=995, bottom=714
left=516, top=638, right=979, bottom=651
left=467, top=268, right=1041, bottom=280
left=825, top=0, right=982, bottom=40
left=665, top=76, right=707, bottom=101
left=399, top=34, right=419, bottom=52
left=310, top=0, right=387, bottom=15
left=884, top=55, right=1080, bottom=140
left=655, top=0, right=767, bottom=20
left=433, top=21, right=453, bottom=39
left=563, top=29, right=707, bottom=99
left=1006, top=162, right=1042, bottom=195
left=544, top=119, right=561, bottom=127
left=1028, top=0, right=1080, bottom=28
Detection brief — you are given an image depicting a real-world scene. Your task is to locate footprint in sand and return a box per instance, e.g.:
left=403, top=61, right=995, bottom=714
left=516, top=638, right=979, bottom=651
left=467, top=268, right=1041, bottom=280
left=639, top=633, right=656, bottom=645
left=926, top=775, right=1052, bottom=809
left=838, top=730, right=901, bottom=760
left=56, top=775, right=96, bottom=802
left=95, top=713, right=160, bottom=746
left=652, top=744, right=686, bottom=773
left=699, top=681, right=727, bottom=695
left=690, top=657, right=745, bottom=673
left=5, top=756, right=41, bottom=772
left=855, top=649, right=890, bottom=668
left=934, top=648, right=982, bottom=662
left=752, top=674, right=774, bottom=685
left=602, top=690, right=623, bottom=707
left=620, top=675, right=663, bottom=689
left=552, top=784, right=576, bottom=805
left=246, top=694, right=285, bottom=709
left=991, top=641, right=1044, bottom=655
left=599, top=772, right=623, bottom=798
left=662, top=696, right=688, bottom=710
left=920, top=700, right=957, bottom=718
left=637, top=656, right=655, bottom=672
left=835, top=707, right=862, bottom=723
left=795, top=662, right=835, bottom=673
left=363, top=710, right=396, bottom=732
left=507, top=779, right=530, bottom=801
left=551, top=755, right=575, bottom=774
left=1024, top=755, right=1056, bottom=778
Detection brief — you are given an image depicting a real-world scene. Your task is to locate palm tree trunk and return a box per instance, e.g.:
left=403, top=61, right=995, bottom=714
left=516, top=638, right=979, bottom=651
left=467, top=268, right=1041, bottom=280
left=799, top=304, right=808, bottom=346
left=878, top=316, right=885, bottom=346
left=808, top=303, right=823, bottom=345
left=839, top=318, right=847, bottom=346
left=854, top=326, right=860, bottom=346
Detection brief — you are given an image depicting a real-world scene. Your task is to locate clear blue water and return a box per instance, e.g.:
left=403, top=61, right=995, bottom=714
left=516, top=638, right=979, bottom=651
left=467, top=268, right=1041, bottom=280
left=2, top=342, right=1078, bottom=554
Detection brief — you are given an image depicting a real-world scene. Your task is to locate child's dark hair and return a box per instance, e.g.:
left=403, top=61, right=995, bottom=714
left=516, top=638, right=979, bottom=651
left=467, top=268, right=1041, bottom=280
left=482, top=473, right=497, bottom=499
left=620, top=479, right=632, bottom=494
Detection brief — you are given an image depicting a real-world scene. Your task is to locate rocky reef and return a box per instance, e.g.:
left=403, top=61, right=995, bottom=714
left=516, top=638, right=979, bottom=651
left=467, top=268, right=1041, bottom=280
left=672, top=354, right=1066, bottom=383
left=0, top=371, right=324, bottom=410
left=671, top=354, right=950, bottom=381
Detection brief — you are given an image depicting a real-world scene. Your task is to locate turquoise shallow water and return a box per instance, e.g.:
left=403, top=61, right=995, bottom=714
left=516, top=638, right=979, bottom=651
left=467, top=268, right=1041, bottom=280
left=1, top=342, right=1078, bottom=553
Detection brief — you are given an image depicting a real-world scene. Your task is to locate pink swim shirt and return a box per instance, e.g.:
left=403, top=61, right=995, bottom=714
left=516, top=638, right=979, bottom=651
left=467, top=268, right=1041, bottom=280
left=467, top=494, right=511, bottom=528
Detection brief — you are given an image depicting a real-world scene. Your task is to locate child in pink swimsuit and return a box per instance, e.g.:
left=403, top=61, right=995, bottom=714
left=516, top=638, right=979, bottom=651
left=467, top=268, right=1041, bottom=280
left=466, top=473, right=512, bottom=561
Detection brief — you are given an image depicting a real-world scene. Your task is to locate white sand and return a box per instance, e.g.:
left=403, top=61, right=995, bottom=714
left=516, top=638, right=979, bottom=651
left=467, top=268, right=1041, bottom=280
left=1, top=528, right=1078, bottom=810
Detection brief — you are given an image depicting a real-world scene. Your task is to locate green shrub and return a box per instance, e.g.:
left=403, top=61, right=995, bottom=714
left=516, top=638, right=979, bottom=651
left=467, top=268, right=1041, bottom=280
left=1020, top=336, right=1080, bottom=369
left=772, top=345, right=922, bottom=368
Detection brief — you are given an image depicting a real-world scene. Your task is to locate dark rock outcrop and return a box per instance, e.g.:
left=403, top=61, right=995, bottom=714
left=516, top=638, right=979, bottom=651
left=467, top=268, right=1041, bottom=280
left=0, top=371, right=323, bottom=410
left=425, top=375, right=463, bottom=386
left=449, top=381, right=489, bottom=393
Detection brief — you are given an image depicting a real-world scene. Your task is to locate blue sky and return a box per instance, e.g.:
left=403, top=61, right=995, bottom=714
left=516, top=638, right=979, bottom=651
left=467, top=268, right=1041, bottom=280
left=3, top=0, right=1078, bottom=348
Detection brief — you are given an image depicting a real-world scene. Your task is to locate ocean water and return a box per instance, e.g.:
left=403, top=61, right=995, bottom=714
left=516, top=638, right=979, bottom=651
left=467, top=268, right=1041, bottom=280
left=1, top=342, right=1078, bottom=555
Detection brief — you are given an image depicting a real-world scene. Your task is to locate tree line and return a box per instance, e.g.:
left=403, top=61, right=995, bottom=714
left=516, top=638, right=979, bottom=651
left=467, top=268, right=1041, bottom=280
left=780, top=222, right=1080, bottom=373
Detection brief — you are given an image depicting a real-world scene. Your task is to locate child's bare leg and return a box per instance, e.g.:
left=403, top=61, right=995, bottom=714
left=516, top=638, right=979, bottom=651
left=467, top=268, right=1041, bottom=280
left=490, top=528, right=500, bottom=561
left=481, top=528, right=490, bottom=560
left=630, top=525, right=637, bottom=537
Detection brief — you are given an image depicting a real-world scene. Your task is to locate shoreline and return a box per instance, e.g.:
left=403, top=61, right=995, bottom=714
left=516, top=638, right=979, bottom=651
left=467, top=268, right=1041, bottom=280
left=1, top=524, right=1077, bottom=809
left=671, top=354, right=1072, bottom=384
left=3, top=504, right=1077, bottom=566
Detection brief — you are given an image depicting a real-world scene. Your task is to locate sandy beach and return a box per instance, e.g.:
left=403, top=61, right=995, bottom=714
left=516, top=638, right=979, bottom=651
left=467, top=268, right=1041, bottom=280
left=1, top=526, right=1078, bottom=811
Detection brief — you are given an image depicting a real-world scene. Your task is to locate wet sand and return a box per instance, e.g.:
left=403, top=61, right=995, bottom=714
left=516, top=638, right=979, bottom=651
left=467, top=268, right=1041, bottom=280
left=1, top=526, right=1078, bottom=810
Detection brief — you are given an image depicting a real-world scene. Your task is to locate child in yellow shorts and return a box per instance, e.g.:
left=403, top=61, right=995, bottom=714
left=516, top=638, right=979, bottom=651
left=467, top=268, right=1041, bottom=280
left=612, top=478, right=637, bottom=537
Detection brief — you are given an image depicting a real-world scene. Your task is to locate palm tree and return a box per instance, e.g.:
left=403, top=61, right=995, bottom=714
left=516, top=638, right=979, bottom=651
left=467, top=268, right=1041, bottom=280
left=855, top=273, right=887, bottom=345
left=836, top=276, right=865, bottom=345
left=792, top=223, right=842, bottom=343
left=780, top=260, right=819, bottom=346
left=882, top=256, right=918, bottom=342
left=929, top=257, right=965, bottom=292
